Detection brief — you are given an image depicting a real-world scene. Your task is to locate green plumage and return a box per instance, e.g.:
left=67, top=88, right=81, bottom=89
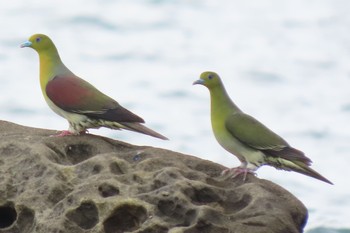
left=21, top=33, right=168, bottom=140
left=225, top=113, right=288, bottom=150
left=194, top=71, right=332, bottom=184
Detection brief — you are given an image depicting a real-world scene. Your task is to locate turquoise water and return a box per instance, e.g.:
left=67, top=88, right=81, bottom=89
left=0, top=0, right=349, bottom=232
left=308, top=228, right=350, bottom=233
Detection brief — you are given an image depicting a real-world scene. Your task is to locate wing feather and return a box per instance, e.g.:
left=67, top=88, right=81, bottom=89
left=225, top=113, right=288, bottom=150
left=46, top=75, right=144, bottom=123
left=225, top=113, right=311, bottom=163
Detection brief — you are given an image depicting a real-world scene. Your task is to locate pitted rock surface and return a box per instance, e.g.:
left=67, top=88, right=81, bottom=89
left=0, top=121, right=307, bottom=233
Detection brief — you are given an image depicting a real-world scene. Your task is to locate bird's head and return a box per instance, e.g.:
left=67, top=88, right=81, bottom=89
left=20, top=34, right=55, bottom=53
left=193, top=71, right=223, bottom=89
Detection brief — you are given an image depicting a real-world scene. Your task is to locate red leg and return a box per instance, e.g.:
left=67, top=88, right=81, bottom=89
left=50, top=130, right=75, bottom=137
left=50, top=130, right=88, bottom=137
left=221, top=167, right=256, bottom=181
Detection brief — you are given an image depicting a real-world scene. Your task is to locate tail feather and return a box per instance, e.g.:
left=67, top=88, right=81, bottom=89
left=266, top=147, right=312, bottom=165
left=291, top=161, right=333, bottom=185
left=120, top=122, right=169, bottom=140
left=265, top=146, right=332, bottom=184
left=267, top=157, right=333, bottom=185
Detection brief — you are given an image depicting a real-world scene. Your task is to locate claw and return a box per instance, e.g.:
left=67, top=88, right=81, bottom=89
left=221, top=167, right=256, bottom=181
left=79, top=130, right=89, bottom=135
left=50, top=130, right=74, bottom=137
left=50, top=130, right=88, bottom=137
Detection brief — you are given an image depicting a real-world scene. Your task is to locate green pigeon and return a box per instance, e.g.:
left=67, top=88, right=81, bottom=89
left=193, top=71, right=332, bottom=184
left=20, top=33, right=167, bottom=140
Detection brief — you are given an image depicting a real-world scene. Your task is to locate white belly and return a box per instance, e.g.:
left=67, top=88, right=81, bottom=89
left=213, top=125, right=266, bottom=169
left=44, top=96, right=89, bottom=133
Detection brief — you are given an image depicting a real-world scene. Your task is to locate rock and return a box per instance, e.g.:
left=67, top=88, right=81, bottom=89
left=0, top=120, right=307, bottom=233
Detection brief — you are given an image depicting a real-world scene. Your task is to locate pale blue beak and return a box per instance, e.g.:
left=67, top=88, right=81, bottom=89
left=20, top=41, right=32, bottom=48
left=193, top=79, right=205, bottom=85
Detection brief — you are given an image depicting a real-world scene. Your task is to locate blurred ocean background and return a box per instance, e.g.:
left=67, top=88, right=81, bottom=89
left=0, top=0, right=349, bottom=232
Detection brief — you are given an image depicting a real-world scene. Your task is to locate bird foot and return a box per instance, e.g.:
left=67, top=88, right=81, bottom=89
left=50, top=130, right=74, bottom=137
left=50, top=130, right=88, bottom=137
left=79, top=130, right=89, bottom=135
left=221, top=167, right=256, bottom=181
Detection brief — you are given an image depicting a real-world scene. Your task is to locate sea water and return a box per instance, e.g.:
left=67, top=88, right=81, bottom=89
left=0, top=0, right=349, bottom=232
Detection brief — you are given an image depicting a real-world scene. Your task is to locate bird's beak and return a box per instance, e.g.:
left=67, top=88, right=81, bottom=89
left=193, top=79, right=204, bottom=85
left=20, top=41, right=32, bottom=48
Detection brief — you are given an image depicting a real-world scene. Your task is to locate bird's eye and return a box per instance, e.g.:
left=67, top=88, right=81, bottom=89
left=208, top=75, right=213, bottom=80
left=36, top=37, right=42, bottom=43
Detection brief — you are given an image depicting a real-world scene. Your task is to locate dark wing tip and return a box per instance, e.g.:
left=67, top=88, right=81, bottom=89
left=86, top=106, right=145, bottom=123
left=266, top=146, right=312, bottom=165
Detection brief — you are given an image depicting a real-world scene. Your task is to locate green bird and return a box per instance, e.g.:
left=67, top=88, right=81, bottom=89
left=20, top=33, right=167, bottom=140
left=193, top=71, right=332, bottom=184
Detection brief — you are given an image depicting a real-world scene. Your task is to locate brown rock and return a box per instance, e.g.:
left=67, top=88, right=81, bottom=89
left=0, top=120, right=307, bottom=233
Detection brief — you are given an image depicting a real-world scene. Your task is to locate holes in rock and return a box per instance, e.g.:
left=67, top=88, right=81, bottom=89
left=185, top=187, right=221, bottom=204
left=133, top=154, right=142, bottom=161
left=66, top=201, right=98, bottom=230
left=17, top=206, right=35, bottom=231
left=48, top=185, right=73, bottom=205
left=157, top=200, right=175, bottom=216
left=76, top=162, right=103, bottom=179
left=184, top=209, right=197, bottom=226
left=45, top=143, right=67, bottom=165
left=221, top=193, right=252, bottom=213
left=137, top=224, right=168, bottom=233
left=151, top=179, right=167, bottom=190
left=184, top=220, right=230, bottom=233
left=132, top=174, right=144, bottom=184
left=109, top=161, right=125, bottom=175
left=65, top=144, right=95, bottom=164
left=157, top=200, right=196, bottom=227
left=98, top=183, right=120, bottom=198
left=103, top=203, right=147, bottom=233
left=0, top=204, right=17, bottom=228
left=92, top=164, right=102, bottom=174
left=46, top=143, right=97, bottom=165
